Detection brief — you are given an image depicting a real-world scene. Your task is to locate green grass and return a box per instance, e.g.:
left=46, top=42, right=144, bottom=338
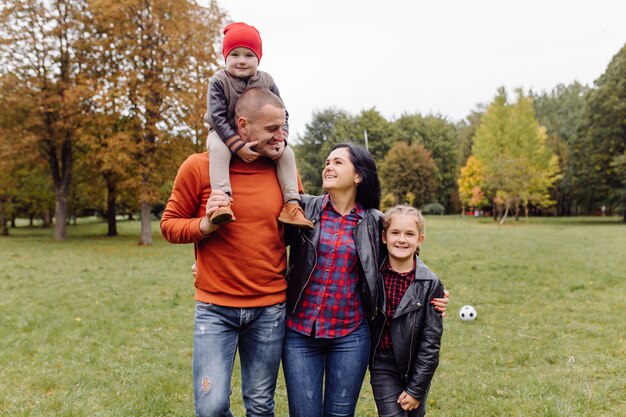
left=1, top=216, right=624, bottom=416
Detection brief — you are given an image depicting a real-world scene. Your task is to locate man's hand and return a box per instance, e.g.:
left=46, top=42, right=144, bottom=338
left=199, top=190, right=233, bottom=236
left=236, top=141, right=261, bottom=163
left=397, top=391, right=420, bottom=411
left=431, top=290, right=450, bottom=317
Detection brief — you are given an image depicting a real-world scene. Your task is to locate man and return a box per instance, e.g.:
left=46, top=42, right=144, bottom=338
left=161, top=87, right=292, bottom=417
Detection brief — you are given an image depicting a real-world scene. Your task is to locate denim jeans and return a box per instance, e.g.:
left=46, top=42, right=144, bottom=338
left=282, top=320, right=370, bottom=417
left=370, top=351, right=428, bottom=417
left=192, top=301, right=286, bottom=417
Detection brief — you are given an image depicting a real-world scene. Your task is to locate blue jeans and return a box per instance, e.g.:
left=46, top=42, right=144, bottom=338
left=370, top=351, right=428, bottom=417
left=192, top=301, right=286, bottom=417
left=282, top=321, right=370, bottom=417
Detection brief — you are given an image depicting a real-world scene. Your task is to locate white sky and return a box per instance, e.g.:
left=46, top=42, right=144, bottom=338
left=209, top=0, right=626, bottom=139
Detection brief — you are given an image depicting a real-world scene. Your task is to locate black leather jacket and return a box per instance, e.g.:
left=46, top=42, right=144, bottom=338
left=285, top=194, right=383, bottom=320
left=369, top=255, right=444, bottom=401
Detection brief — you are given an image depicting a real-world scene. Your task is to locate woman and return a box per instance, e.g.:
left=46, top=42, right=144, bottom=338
left=283, top=143, right=448, bottom=417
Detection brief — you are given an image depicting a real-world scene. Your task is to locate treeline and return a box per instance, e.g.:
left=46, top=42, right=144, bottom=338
left=1, top=2, right=624, bottom=242
left=0, top=0, right=226, bottom=241
left=293, top=43, right=626, bottom=223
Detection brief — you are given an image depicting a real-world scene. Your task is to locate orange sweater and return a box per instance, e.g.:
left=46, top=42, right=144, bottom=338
left=160, top=152, right=291, bottom=307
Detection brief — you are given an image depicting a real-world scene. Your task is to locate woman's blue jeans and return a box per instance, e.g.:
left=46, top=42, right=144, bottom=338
left=282, top=321, right=370, bottom=417
left=192, top=301, right=285, bottom=417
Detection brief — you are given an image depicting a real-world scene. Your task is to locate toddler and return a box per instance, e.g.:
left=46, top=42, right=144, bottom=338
left=204, top=22, right=312, bottom=228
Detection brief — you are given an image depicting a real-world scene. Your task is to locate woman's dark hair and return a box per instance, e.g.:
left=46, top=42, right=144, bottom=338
left=332, top=143, right=381, bottom=210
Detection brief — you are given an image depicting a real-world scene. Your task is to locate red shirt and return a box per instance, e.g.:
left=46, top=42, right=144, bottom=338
left=287, top=195, right=365, bottom=338
left=379, top=260, right=416, bottom=352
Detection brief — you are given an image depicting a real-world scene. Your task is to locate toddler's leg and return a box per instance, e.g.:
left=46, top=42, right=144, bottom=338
left=276, top=145, right=313, bottom=229
left=207, top=130, right=235, bottom=225
left=207, top=130, right=233, bottom=196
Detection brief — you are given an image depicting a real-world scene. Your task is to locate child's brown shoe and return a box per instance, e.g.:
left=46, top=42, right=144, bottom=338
left=210, top=205, right=236, bottom=225
left=278, top=202, right=314, bottom=229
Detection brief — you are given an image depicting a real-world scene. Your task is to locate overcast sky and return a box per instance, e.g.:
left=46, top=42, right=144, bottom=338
left=209, top=0, right=626, bottom=139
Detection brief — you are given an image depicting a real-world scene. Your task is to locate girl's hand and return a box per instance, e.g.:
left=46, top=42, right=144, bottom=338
left=431, top=290, right=450, bottom=317
left=397, top=391, right=420, bottom=411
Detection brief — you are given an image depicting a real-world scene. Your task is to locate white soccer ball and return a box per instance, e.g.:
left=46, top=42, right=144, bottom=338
left=459, top=305, right=477, bottom=321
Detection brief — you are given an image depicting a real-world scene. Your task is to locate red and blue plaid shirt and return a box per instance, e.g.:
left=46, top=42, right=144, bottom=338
left=286, top=195, right=365, bottom=338
left=379, top=259, right=416, bottom=352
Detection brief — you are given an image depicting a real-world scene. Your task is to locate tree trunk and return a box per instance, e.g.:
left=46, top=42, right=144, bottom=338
left=42, top=210, right=51, bottom=228
left=514, top=205, right=520, bottom=221
left=106, top=178, right=118, bottom=237
left=499, top=204, right=510, bottom=225
left=11, top=215, right=16, bottom=228
left=138, top=201, right=153, bottom=245
left=623, top=210, right=626, bottom=223
left=0, top=200, right=8, bottom=236
left=54, top=184, right=69, bottom=240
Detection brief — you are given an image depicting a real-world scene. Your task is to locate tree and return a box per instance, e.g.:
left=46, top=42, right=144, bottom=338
left=532, top=82, right=589, bottom=215
left=1, top=0, right=91, bottom=240
left=571, top=43, right=626, bottom=221
left=379, top=141, right=439, bottom=208
left=87, top=0, right=225, bottom=244
left=457, top=156, right=487, bottom=213
left=457, top=105, right=486, bottom=170
left=472, top=88, right=558, bottom=223
left=394, top=114, right=459, bottom=211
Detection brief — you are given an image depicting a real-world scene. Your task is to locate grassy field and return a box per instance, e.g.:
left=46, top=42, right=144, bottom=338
left=1, top=216, right=624, bottom=417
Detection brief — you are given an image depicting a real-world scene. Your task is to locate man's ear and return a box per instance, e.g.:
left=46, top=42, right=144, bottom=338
left=237, top=116, right=248, bottom=134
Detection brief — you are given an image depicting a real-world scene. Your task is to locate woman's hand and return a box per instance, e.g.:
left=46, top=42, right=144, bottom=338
left=431, top=290, right=450, bottom=317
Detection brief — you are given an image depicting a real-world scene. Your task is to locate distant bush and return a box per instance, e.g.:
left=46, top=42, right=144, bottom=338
left=421, top=203, right=445, bottom=215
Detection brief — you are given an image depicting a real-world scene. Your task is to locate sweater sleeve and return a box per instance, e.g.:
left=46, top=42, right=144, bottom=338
left=160, top=155, right=210, bottom=243
left=205, top=77, right=244, bottom=153
left=405, top=278, right=444, bottom=401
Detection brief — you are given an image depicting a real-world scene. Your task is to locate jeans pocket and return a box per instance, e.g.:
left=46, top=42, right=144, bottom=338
left=271, top=301, right=286, bottom=311
left=195, top=301, right=215, bottom=313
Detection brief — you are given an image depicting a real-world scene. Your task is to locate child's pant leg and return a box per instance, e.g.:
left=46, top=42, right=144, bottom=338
left=206, top=130, right=232, bottom=195
left=371, top=351, right=425, bottom=417
left=275, top=144, right=300, bottom=203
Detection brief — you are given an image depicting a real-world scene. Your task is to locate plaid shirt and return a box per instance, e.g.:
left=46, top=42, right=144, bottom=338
left=379, top=260, right=416, bottom=352
left=286, top=195, right=365, bottom=338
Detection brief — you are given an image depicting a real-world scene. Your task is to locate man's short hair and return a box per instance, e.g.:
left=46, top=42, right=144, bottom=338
left=235, top=87, right=285, bottom=122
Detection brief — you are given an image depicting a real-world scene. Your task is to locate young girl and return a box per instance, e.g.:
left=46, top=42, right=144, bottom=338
left=369, top=205, right=445, bottom=417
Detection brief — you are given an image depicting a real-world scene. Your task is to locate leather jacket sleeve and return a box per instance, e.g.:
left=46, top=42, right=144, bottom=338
left=405, top=279, right=444, bottom=400
left=205, top=77, right=242, bottom=152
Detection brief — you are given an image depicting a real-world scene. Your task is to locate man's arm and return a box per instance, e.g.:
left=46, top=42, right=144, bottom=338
left=160, top=155, right=230, bottom=243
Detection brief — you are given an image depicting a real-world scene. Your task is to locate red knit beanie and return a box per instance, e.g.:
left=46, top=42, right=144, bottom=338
left=222, top=22, right=263, bottom=62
